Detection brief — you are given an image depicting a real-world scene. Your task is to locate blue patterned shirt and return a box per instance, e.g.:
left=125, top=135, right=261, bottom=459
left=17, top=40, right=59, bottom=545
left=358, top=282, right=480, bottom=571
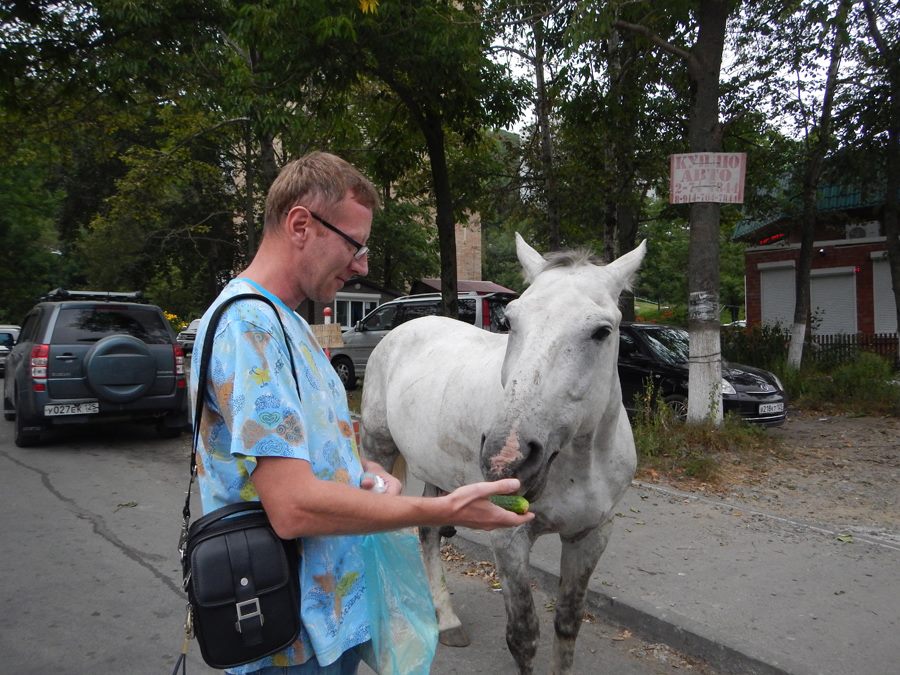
left=190, top=279, right=369, bottom=671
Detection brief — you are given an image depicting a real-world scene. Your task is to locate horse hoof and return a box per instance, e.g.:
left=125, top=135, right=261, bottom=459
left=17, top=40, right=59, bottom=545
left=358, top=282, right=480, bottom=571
left=438, top=525, right=457, bottom=539
left=439, top=625, right=470, bottom=647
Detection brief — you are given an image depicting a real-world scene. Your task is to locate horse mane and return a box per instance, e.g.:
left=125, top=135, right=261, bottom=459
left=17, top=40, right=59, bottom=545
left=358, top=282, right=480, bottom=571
left=530, top=247, right=635, bottom=292
left=540, top=248, right=605, bottom=273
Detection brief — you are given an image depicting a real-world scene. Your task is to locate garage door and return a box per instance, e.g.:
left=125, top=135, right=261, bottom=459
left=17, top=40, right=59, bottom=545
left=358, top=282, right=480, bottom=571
left=760, top=264, right=795, bottom=329
left=810, top=267, right=856, bottom=335
left=873, top=258, right=897, bottom=333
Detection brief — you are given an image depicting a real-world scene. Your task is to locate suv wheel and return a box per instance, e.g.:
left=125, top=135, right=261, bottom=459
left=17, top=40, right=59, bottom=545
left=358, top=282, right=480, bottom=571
left=14, top=396, right=42, bottom=447
left=331, top=356, right=357, bottom=390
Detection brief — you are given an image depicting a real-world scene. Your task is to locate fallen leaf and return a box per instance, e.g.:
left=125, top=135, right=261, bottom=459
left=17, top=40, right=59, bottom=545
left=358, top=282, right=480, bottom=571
left=836, top=533, right=853, bottom=543
left=612, top=629, right=632, bottom=641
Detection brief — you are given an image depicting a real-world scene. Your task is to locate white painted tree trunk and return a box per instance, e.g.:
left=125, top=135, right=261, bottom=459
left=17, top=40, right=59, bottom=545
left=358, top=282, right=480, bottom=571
left=787, top=322, right=807, bottom=370
left=687, top=325, right=723, bottom=425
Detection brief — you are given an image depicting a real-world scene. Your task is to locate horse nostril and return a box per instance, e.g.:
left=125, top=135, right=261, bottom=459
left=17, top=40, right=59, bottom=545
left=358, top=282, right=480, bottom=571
left=480, top=433, right=487, bottom=452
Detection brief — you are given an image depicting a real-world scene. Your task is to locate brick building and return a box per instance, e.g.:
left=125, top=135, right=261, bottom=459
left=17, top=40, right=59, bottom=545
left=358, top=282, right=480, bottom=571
left=733, top=185, right=897, bottom=336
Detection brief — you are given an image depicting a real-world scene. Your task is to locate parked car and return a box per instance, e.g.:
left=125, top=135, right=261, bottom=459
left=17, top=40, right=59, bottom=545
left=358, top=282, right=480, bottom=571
left=176, top=318, right=201, bottom=355
left=329, top=291, right=516, bottom=389
left=618, top=322, right=786, bottom=426
left=0, top=325, right=21, bottom=376
left=3, top=289, right=189, bottom=447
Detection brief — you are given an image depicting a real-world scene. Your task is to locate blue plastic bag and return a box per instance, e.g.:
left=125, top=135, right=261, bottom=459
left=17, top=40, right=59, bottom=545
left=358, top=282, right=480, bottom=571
left=360, top=529, right=438, bottom=675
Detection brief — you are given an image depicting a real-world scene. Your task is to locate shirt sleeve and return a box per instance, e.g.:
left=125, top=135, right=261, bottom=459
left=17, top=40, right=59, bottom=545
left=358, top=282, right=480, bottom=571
left=211, top=309, right=311, bottom=469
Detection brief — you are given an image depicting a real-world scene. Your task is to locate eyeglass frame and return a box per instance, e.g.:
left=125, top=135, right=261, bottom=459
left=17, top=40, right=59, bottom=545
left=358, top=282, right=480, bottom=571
left=301, top=207, right=369, bottom=260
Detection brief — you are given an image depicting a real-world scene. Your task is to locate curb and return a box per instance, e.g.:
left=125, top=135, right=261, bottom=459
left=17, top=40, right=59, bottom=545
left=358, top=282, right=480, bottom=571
left=449, top=534, right=798, bottom=675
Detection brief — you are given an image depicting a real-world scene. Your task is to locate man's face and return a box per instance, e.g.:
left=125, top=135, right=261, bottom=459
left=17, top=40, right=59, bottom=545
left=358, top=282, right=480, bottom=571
left=302, top=196, right=372, bottom=303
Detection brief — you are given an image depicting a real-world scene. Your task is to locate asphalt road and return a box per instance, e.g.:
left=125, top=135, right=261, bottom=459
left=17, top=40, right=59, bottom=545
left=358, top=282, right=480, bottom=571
left=0, top=417, right=708, bottom=674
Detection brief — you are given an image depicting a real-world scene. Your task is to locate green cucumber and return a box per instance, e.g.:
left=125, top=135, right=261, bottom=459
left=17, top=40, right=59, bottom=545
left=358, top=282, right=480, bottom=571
left=489, top=494, right=530, bottom=514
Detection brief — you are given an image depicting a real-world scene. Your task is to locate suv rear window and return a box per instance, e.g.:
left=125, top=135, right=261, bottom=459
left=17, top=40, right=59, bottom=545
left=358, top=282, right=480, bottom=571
left=51, top=306, right=172, bottom=344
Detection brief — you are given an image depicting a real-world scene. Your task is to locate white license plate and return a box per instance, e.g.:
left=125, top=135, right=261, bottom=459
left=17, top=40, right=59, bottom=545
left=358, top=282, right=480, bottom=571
left=759, top=402, right=784, bottom=414
left=44, top=401, right=100, bottom=416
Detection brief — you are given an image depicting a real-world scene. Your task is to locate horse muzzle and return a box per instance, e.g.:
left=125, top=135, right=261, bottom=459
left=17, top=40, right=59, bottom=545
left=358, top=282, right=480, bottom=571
left=480, top=429, right=558, bottom=502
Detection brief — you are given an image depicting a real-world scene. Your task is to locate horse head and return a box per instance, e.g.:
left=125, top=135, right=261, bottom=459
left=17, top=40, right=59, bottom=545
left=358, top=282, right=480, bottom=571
left=480, top=234, right=646, bottom=502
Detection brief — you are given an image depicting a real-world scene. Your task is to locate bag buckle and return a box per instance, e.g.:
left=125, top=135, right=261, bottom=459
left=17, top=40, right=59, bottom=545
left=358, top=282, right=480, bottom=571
left=177, top=518, right=189, bottom=561
left=234, top=598, right=264, bottom=632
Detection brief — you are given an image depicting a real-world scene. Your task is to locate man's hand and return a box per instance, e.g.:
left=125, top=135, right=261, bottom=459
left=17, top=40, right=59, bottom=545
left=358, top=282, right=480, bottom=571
left=440, top=478, right=535, bottom=530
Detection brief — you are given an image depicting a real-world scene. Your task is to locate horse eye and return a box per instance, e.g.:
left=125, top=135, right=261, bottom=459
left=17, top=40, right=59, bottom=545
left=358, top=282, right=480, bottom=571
left=592, top=326, right=611, bottom=341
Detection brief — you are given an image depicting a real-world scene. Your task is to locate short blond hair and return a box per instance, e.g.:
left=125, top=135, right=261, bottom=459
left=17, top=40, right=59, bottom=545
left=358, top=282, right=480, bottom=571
left=263, top=152, right=380, bottom=232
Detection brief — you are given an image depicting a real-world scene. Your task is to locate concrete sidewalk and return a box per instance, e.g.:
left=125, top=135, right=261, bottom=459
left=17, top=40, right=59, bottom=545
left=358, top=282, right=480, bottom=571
left=452, top=481, right=900, bottom=675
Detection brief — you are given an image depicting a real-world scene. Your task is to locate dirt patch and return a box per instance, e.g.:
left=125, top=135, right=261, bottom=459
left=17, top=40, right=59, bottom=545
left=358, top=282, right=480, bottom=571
left=641, top=410, right=900, bottom=532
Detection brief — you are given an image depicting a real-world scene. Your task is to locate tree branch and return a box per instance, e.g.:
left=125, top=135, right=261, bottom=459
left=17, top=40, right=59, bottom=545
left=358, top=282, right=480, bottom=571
left=613, top=19, right=696, bottom=68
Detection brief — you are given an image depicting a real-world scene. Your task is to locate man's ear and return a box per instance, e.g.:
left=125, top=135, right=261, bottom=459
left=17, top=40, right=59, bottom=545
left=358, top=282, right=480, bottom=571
left=284, top=205, right=312, bottom=247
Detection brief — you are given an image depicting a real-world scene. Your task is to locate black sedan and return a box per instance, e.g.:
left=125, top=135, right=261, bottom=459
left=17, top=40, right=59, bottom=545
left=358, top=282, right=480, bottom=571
left=617, top=323, right=786, bottom=426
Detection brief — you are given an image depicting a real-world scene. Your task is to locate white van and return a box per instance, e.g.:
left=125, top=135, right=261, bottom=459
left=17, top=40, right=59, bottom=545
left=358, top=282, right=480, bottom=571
left=329, top=291, right=516, bottom=389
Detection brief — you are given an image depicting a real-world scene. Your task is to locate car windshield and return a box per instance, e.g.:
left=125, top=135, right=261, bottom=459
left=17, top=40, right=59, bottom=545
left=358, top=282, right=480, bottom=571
left=640, top=326, right=690, bottom=365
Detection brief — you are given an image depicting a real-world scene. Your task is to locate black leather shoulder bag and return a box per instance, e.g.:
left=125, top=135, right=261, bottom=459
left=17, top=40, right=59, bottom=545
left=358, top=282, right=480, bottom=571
left=177, top=293, right=302, bottom=670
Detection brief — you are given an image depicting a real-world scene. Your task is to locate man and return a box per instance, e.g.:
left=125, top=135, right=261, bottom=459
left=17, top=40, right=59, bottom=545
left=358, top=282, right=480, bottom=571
left=191, top=151, right=533, bottom=674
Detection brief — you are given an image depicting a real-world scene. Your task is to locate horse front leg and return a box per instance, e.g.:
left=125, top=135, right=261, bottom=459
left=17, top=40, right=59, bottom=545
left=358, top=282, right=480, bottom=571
left=491, top=525, right=539, bottom=675
left=553, top=521, right=612, bottom=674
left=419, top=483, right=469, bottom=647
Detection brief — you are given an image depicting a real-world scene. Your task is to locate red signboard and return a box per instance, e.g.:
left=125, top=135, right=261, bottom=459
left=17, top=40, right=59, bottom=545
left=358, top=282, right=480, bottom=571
left=669, top=152, right=747, bottom=204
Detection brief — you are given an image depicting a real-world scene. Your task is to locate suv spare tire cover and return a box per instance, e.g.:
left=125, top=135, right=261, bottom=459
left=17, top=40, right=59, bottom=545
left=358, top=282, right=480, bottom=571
left=84, top=335, right=157, bottom=403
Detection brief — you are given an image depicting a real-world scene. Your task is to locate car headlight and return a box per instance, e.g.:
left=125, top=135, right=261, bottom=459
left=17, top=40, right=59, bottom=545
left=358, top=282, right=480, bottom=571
left=771, top=374, right=784, bottom=392
left=721, top=378, right=736, bottom=395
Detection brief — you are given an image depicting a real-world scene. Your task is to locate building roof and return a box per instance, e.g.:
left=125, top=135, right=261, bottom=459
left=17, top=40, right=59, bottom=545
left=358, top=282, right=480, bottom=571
left=414, top=278, right=518, bottom=295
left=732, top=184, right=891, bottom=241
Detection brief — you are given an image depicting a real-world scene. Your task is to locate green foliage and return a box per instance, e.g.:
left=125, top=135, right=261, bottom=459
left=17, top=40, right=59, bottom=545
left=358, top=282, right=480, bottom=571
left=367, top=201, right=439, bottom=293
left=0, top=136, right=64, bottom=322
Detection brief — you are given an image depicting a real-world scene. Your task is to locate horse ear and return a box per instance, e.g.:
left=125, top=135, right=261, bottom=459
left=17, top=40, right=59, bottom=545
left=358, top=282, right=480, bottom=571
left=515, top=232, right=546, bottom=284
left=607, top=239, right=647, bottom=292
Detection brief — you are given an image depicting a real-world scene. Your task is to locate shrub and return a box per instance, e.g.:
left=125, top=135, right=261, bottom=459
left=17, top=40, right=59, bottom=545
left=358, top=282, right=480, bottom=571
left=721, top=323, right=790, bottom=372
left=784, top=352, right=900, bottom=415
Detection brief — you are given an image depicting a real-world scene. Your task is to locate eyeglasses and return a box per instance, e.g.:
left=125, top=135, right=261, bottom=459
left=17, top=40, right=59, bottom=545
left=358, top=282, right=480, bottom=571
left=308, top=210, right=369, bottom=260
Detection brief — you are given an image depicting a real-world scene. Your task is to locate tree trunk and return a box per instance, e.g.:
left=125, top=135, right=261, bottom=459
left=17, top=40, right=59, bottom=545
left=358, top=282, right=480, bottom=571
left=421, top=110, right=459, bottom=320
left=863, top=0, right=900, bottom=363
left=618, top=202, right=638, bottom=321
left=533, top=16, right=560, bottom=251
left=685, top=0, right=730, bottom=425
left=786, top=0, right=851, bottom=370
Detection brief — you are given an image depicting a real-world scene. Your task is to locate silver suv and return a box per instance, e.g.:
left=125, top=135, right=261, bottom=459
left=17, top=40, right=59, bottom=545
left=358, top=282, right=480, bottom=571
left=329, top=291, right=516, bottom=389
left=3, top=289, right=189, bottom=447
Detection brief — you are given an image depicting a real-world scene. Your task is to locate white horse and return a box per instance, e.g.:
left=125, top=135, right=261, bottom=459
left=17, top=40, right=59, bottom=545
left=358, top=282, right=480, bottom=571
left=360, top=234, right=646, bottom=674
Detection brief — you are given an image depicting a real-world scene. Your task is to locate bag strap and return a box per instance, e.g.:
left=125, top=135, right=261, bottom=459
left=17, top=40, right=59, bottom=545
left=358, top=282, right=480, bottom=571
left=188, top=501, right=266, bottom=535
left=179, top=292, right=302, bottom=552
